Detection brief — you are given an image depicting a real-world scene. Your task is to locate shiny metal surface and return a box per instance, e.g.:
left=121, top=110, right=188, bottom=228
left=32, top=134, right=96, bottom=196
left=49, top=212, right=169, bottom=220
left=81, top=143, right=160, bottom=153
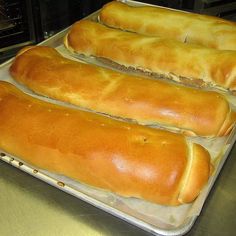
left=0, top=143, right=235, bottom=236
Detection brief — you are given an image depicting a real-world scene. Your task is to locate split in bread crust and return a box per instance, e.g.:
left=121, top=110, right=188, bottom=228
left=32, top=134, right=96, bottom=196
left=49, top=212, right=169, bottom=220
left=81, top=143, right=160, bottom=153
left=0, top=81, right=211, bottom=205
left=99, top=1, right=236, bottom=51
left=10, top=46, right=236, bottom=137
left=65, top=20, right=236, bottom=92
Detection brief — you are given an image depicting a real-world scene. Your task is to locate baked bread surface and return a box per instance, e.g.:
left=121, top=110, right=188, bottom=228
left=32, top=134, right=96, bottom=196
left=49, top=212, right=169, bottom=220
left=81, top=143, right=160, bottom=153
left=10, top=46, right=236, bottom=137
left=0, top=81, right=211, bottom=205
left=99, top=1, right=236, bottom=51
left=65, top=20, right=236, bottom=92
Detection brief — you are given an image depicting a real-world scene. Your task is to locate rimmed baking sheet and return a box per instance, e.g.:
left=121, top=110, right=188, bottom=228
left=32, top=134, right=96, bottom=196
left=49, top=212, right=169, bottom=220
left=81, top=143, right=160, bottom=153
left=0, top=1, right=236, bottom=235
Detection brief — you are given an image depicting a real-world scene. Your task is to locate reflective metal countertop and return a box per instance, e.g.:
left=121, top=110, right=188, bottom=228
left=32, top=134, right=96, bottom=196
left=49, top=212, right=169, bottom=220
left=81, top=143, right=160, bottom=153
left=0, top=144, right=235, bottom=236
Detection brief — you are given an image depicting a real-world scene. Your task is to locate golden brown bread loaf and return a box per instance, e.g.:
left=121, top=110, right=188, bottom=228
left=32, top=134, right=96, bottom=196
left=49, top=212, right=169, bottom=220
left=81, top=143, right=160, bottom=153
left=10, top=46, right=236, bottom=137
left=65, top=20, right=236, bottom=92
left=99, top=1, right=236, bottom=51
left=0, top=81, right=211, bottom=205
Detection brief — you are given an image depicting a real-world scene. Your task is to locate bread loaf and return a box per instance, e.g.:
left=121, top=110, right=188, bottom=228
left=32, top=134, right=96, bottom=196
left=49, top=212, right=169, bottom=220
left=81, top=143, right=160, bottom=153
left=0, top=81, right=211, bottom=206
left=65, top=20, right=236, bottom=92
left=10, top=46, right=236, bottom=137
left=99, top=1, right=236, bottom=51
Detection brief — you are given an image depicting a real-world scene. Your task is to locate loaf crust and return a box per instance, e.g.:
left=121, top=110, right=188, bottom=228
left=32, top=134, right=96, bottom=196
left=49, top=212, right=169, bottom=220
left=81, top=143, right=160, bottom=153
left=99, top=1, right=236, bottom=51
left=0, top=81, right=211, bottom=205
left=10, top=46, right=236, bottom=137
left=65, top=20, right=236, bottom=92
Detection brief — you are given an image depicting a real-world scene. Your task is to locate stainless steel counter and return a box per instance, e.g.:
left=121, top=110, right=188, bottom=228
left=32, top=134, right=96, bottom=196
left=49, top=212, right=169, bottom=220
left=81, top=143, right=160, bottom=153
left=0, top=144, right=235, bottom=236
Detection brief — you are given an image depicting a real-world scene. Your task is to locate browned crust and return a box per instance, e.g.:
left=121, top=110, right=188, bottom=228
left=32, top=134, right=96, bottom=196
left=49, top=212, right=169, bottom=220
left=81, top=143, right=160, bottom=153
left=178, top=143, right=211, bottom=203
left=65, top=20, right=236, bottom=92
left=99, top=1, right=236, bottom=51
left=10, top=46, right=236, bottom=137
left=0, top=81, right=212, bottom=205
left=217, top=109, right=236, bottom=136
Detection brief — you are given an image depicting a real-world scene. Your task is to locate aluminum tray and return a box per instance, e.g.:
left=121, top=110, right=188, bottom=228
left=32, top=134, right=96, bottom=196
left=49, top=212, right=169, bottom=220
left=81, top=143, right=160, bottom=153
left=0, top=1, right=236, bottom=235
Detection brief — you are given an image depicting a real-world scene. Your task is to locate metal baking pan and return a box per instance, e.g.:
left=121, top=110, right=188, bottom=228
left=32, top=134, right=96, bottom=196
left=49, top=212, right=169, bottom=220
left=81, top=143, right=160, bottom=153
left=0, top=0, right=236, bottom=235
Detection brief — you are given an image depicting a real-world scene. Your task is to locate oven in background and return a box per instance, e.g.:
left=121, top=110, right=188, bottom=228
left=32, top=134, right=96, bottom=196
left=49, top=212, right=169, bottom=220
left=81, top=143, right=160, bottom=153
left=0, top=0, right=35, bottom=63
left=0, top=0, right=91, bottom=63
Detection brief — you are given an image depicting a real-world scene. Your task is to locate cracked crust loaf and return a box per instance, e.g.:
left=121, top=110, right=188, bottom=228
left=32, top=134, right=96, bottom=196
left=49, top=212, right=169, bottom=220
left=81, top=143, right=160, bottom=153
left=65, top=20, right=236, bottom=93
